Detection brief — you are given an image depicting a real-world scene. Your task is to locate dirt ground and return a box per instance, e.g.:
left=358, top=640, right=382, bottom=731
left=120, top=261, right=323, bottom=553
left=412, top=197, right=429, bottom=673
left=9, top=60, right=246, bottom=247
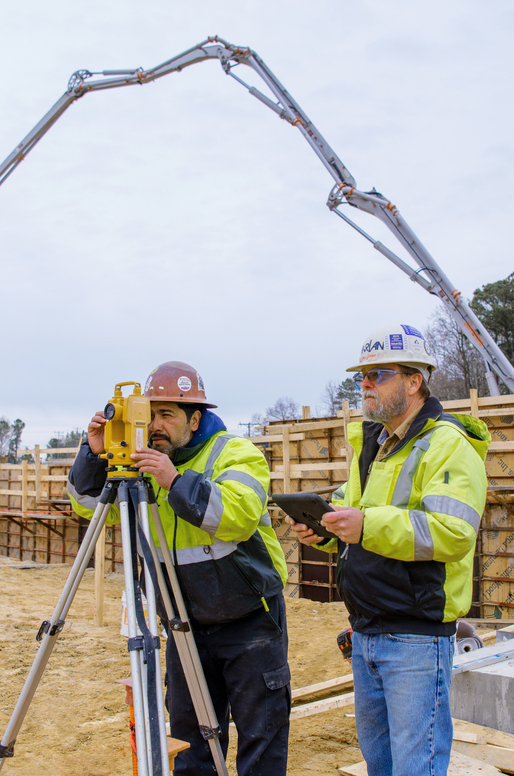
left=0, top=557, right=360, bottom=776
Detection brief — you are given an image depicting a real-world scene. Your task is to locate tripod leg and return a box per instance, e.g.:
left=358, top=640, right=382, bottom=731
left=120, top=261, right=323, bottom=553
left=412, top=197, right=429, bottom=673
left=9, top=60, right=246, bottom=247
left=138, top=494, right=170, bottom=776
left=118, top=484, right=151, bottom=776
left=0, top=492, right=113, bottom=769
left=148, top=501, right=229, bottom=776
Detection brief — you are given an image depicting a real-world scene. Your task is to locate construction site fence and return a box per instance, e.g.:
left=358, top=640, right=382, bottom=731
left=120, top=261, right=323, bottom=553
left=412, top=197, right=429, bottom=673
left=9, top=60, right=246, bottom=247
left=0, top=390, right=513, bottom=618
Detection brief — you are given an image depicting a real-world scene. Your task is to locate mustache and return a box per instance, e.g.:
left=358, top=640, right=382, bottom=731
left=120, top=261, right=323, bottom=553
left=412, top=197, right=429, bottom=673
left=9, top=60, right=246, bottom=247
left=149, top=432, right=171, bottom=443
left=363, top=390, right=379, bottom=400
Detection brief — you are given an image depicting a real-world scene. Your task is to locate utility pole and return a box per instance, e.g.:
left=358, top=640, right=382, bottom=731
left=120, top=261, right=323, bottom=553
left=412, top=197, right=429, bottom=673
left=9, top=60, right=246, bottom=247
left=238, top=422, right=259, bottom=437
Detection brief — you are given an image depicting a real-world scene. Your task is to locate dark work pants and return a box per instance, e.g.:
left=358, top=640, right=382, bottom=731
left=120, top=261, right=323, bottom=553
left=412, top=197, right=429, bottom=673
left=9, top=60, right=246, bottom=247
left=165, top=594, right=290, bottom=776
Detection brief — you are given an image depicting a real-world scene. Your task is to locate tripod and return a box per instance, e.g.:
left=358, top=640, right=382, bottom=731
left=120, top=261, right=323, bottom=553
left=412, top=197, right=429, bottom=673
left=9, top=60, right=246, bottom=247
left=0, top=472, right=229, bottom=776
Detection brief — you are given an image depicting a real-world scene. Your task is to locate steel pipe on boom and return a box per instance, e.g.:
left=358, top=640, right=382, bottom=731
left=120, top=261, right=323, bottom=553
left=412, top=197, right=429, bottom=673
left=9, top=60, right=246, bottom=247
left=1, top=36, right=512, bottom=394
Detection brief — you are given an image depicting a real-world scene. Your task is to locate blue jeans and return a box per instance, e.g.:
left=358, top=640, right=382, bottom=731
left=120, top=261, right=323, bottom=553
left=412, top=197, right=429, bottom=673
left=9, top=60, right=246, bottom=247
left=352, top=631, right=454, bottom=776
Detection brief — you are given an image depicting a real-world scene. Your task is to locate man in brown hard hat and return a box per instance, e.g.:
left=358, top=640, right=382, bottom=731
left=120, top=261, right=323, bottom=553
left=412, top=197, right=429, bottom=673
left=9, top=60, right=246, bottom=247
left=68, top=361, right=290, bottom=776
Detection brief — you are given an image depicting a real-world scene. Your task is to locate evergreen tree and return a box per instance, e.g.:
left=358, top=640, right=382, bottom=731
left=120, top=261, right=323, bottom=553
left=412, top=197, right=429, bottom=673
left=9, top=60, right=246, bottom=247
left=470, top=271, right=514, bottom=368
left=337, top=377, right=362, bottom=409
left=47, top=429, right=84, bottom=459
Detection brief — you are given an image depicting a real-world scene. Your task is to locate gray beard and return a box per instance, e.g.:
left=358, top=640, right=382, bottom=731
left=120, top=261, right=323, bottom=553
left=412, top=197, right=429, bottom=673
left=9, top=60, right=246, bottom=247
left=363, top=382, right=409, bottom=424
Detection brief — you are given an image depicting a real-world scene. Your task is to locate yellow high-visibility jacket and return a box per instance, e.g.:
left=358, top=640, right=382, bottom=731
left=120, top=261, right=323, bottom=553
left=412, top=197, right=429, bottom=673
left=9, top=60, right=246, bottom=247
left=318, top=397, right=490, bottom=634
left=68, top=413, right=287, bottom=626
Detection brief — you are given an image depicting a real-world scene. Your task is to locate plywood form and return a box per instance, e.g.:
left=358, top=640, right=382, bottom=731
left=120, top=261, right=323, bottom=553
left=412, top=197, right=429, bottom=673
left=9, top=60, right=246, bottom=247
left=0, top=513, right=88, bottom=564
left=478, top=501, right=514, bottom=615
left=284, top=581, right=300, bottom=598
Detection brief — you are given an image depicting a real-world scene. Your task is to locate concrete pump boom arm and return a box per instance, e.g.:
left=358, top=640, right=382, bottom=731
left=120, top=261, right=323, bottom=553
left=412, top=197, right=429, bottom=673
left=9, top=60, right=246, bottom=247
left=1, top=36, right=513, bottom=394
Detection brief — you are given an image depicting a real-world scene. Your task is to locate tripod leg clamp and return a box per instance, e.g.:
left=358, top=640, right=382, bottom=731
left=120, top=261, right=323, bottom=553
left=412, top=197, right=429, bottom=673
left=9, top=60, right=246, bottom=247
left=127, top=635, right=161, bottom=653
left=169, top=618, right=190, bottom=632
left=199, top=724, right=222, bottom=741
left=36, top=619, right=65, bottom=642
left=0, top=741, right=15, bottom=758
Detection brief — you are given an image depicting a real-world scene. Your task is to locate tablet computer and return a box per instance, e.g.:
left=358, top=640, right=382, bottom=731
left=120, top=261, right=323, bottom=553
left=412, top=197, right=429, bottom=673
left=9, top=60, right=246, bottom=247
left=272, top=492, right=336, bottom=539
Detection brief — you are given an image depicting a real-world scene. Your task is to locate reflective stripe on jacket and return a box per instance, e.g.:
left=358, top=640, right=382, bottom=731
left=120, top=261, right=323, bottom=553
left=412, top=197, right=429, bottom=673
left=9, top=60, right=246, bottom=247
left=68, top=430, right=287, bottom=625
left=318, top=397, right=490, bottom=634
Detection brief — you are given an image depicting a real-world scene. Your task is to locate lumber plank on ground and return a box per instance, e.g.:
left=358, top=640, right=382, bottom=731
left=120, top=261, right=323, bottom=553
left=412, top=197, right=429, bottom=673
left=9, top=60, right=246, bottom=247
left=291, top=674, right=353, bottom=701
left=451, top=741, right=514, bottom=774
left=338, top=762, right=368, bottom=776
left=479, top=623, right=514, bottom=646
left=339, top=751, right=504, bottom=775
left=452, top=719, right=514, bottom=752
left=289, top=692, right=354, bottom=721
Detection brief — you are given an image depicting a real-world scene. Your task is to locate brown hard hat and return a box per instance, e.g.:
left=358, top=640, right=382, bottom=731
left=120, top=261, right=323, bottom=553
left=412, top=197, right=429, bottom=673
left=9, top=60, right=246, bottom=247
left=143, top=361, right=217, bottom=408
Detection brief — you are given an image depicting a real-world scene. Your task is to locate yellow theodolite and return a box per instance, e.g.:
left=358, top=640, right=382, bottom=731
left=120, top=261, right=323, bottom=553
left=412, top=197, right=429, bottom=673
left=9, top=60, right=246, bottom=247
left=100, top=382, right=151, bottom=475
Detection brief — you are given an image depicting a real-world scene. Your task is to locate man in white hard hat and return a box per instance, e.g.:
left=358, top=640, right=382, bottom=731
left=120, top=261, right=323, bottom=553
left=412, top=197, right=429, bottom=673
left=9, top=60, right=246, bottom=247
left=287, top=324, right=490, bottom=776
left=68, top=361, right=290, bottom=776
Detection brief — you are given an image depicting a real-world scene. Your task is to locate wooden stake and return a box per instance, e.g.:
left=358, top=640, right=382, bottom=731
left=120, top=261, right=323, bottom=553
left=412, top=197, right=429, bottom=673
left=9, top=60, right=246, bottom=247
left=282, top=427, right=291, bottom=493
left=34, top=445, right=41, bottom=505
left=470, top=388, right=479, bottom=419
left=341, top=400, right=353, bottom=472
left=21, top=459, right=28, bottom=516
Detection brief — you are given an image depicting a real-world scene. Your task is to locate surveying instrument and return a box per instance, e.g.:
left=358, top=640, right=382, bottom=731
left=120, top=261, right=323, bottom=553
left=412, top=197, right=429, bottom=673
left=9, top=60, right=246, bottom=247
left=0, top=382, right=229, bottom=776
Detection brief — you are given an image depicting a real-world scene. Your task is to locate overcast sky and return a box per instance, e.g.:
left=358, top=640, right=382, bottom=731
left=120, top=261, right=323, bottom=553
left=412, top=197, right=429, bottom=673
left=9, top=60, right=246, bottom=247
left=1, top=0, right=513, bottom=449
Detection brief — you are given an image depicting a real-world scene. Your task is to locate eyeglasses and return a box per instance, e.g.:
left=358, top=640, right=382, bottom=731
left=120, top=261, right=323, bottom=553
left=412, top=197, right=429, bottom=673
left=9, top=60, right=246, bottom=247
left=352, top=369, right=408, bottom=389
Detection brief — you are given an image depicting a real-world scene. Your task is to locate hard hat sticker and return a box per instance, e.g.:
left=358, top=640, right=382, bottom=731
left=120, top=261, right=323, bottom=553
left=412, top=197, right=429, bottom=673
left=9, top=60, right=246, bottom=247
left=197, top=372, right=205, bottom=392
left=177, top=376, right=192, bottom=392
left=144, top=376, right=153, bottom=392
left=401, top=325, right=424, bottom=338
left=388, top=334, right=405, bottom=351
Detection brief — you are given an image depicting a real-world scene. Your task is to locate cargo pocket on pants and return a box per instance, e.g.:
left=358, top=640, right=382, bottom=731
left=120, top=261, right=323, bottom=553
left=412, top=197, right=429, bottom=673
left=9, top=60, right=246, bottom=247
left=264, top=663, right=291, bottom=731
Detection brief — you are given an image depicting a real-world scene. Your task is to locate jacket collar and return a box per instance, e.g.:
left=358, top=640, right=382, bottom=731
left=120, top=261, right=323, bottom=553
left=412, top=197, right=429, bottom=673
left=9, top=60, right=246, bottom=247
left=173, top=411, right=226, bottom=466
left=357, top=396, right=488, bottom=492
left=357, top=398, right=442, bottom=491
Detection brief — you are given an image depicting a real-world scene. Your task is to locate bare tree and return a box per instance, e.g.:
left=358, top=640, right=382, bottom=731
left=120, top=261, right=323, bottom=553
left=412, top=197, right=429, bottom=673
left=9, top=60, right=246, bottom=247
left=7, top=419, right=25, bottom=463
left=0, top=417, right=10, bottom=458
left=319, top=380, right=341, bottom=416
left=425, top=308, right=488, bottom=400
left=251, top=396, right=300, bottom=428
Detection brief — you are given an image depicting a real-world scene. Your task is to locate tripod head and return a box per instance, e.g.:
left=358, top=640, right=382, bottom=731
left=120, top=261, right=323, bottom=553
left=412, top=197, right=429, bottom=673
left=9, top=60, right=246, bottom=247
left=100, top=382, right=151, bottom=476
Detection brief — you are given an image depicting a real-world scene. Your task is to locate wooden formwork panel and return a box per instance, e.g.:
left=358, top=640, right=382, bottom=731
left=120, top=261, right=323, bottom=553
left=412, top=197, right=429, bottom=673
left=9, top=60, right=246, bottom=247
left=284, top=581, right=300, bottom=599
left=0, top=515, right=89, bottom=565
left=0, top=463, right=72, bottom=510
left=479, top=500, right=514, bottom=615
left=279, top=538, right=300, bottom=566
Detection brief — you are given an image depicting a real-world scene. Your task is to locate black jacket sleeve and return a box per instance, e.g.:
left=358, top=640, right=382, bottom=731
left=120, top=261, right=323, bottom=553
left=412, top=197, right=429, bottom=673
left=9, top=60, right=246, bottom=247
left=167, top=470, right=211, bottom=528
left=68, top=441, right=108, bottom=497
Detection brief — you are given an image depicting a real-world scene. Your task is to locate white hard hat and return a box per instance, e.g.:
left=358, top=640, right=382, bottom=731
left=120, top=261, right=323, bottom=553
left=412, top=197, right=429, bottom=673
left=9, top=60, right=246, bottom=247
left=346, top=323, right=437, bottom=380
